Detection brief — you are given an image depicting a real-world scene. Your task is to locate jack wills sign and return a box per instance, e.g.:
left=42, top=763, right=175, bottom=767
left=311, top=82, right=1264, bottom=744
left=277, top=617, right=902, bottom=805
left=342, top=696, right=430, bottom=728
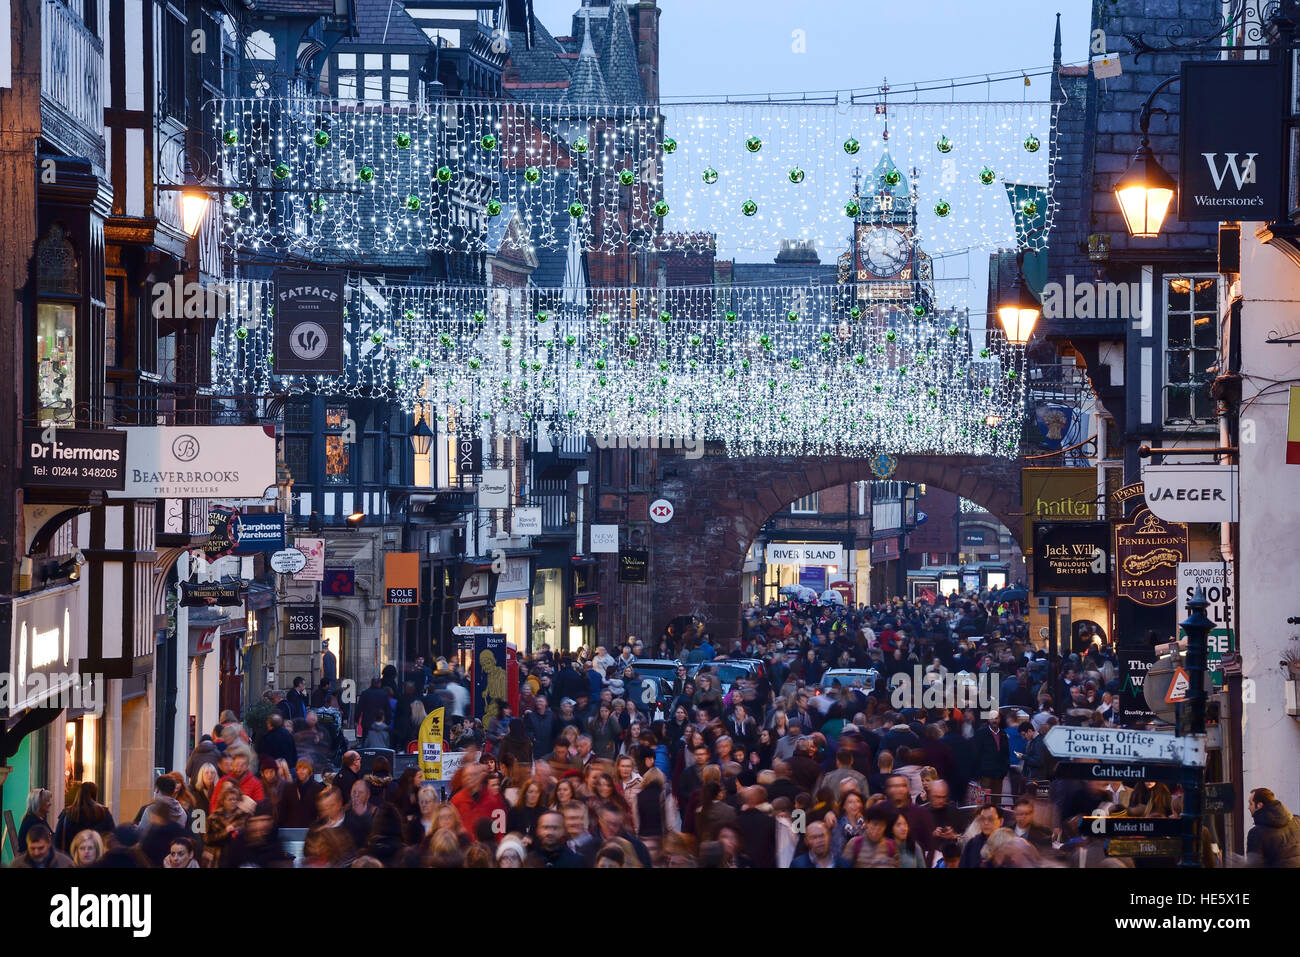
left=1032, top=522, right=1110, bottom=596
left=1179, top=60, right=1284, bottom=222
left=273, top=271, right=345, bottom=375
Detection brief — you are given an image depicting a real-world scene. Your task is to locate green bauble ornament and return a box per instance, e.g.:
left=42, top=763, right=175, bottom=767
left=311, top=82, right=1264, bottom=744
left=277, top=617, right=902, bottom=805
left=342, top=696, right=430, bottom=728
left=487, top=200, right=502, bottom=216
left=654, top=200, right=670, bottom=217
left=854, top=354, right=866, bottom=366
left=934, top=200, right=951, bottom=217
left=480, top=133, right=497, bottom=150
left=948, top=325, right=960, bottom=338
left=536, top=311, right=549, bottom=323
left=564, top=334, right=576, bottom=346
left=702, top=167, right=718, bottom=184
left=222, top=129, right=238, bottom=146
left=741, top=199, right=758, bottom=216
left=786, top=310, right=799, bottom=322
left=500, top=336, right=512, bottom=348
left=745, top=135, right=762, bottom=153
left=568, top=200, right=585, bottom=218
left=913, top=304, right=926, bottom=317
left=659, top=310, right=672, bottom=323
left=574, top=136, right=589, bottom=153
left=758, top=334, right=771, bottom=349
left=1024, top=134, right=1040, bottom=153
left=395, top=132, right=412, bottom=149
left=741, top=359, right=750, bottom=370
left=619, top=168, right=635, bottom=186
left=627, top=334, right=639, bottom=346
left=979, top=166, right=996, bottom=185
left=790, top=359, right=802, bottom=370
left=468, top=358, right=481, bottom=370
left=1006, top=370, right=1018, bottom=380
left=314, top=130, right=330, bottom=148
left=273, top=161, right=290, bottom=181
left=844, top=137, right=861, bottom=155
left=850, top=305, right=862, bottom=320
left=523, top=166, right=541, bottom=184
left=230, top=192, right=249, bottom=210
left=370, top=332, right=384, bottom=345
left=788, top=166, right=805, bottom=184
left=358, top=165, right=375, bottom=183
left=844, top=200, right=860, bottom=217
left=885, top=330, right=898, bottom=342
left=689, top=334, right=702, bottom=347
left=662, top=137, right=677, bottom=154
left=598, top=312, right=611, bottom=324
left=1020, top=200, right=1039, bottom=217
left=403, top=309, right=416, bottom=323
left=936, top=135, right=953, bottom=153
left=436, top=166, right=453, bottom=184
left=311, top=196, right=327, bottom=213
left=725, top=311, right=738, bottom=322
left=439, top=333, right=453, bottom=347
left=405, top=194, right=421, bottom=211
left=235, top=326, right=249, bottom=340
left=884, top=168, right=901, bottom=186
left=472, top=310, right=486, bottom=325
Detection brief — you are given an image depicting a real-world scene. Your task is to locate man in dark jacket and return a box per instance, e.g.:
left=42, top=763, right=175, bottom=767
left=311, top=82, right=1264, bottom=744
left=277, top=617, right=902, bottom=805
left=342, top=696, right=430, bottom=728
left=525, top=810, right=586, bottom=868
left=356, top=676, right=391, bottom=736
left=524, top=697, right=557, bottom=750
left=1247, top=788, right=1300, bottom=867
left=971, top=710, right=1010, bottom=796
left=287, top=676, right=309, bottom=722
left=735, top=786, right=777, bottom=868
left=259, top=713, right=298, bottom=768
left=279, top=760, right=324, bottom=828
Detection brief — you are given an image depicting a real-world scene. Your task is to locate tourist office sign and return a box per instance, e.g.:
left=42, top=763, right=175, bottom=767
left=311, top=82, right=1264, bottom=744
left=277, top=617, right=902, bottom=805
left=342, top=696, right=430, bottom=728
left=1113, top=507, right=1188, bottom=607
left=1044, top=726, right=1206, bottom=766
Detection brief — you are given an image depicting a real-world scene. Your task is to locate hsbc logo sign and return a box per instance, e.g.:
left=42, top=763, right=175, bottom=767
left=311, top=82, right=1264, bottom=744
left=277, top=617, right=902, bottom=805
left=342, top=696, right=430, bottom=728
left=650, top=499, right=674, bottom=523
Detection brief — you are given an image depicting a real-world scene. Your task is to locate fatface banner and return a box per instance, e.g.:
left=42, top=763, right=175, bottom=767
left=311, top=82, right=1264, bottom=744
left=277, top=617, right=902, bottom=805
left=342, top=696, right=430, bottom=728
left=22, top=428, right=127, bottom=491
left=272, top=270, right=345, bottom=375
left=1179, top=61, right=1284, bottom=222
left=1114, top=508, right=1189, bottom=607
left=111, top=427, right=276, bottom=499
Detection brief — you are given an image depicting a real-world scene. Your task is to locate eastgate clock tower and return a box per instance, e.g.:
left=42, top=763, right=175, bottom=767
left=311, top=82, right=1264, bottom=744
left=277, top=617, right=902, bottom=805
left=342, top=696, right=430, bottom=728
left=839, top=151, right=934, bottom=311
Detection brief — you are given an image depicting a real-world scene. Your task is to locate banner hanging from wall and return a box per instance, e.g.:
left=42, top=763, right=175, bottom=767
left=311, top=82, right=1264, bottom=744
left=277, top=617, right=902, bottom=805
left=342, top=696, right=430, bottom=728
left=272, top=271, right=345, bottom=375
left=111, top=426, right=276, bottom=499
left=1140, top=464, right=1238, bottom=523
left=384, top=552, right=420, bottom=605
left=1179, top=60, right=1284, bottom=222
left=1031, top=521, right=1110, bottom=596
left=22, top=428, right=127, bottom=491
left=1114, top=508, right=1188, bottom=607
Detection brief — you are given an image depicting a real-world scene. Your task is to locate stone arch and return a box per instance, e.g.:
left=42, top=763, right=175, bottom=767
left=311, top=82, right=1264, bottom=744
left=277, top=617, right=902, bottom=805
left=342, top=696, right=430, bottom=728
left=649, top=451, right=1024, bottom=645
left=321, top=604, right=363, bottom=683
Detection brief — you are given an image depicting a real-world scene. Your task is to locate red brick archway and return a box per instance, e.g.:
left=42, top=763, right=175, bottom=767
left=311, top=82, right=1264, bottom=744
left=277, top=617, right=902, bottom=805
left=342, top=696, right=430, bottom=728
left=644, top=452, right=1024, bottom=645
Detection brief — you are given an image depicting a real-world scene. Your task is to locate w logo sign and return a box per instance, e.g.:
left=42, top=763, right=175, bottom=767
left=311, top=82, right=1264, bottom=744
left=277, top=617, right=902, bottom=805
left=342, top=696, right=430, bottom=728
left=1202, top=152, right=1258, bottom=190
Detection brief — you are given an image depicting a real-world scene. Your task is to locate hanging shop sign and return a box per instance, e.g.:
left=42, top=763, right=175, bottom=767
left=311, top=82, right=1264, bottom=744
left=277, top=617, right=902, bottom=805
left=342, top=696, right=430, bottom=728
left=478, top=469, right=510, bottom=509
left=512, top=507, right=542, bottom=536
left=1114, top=508, right=1188, bottom=607
left=1179, top=60, right=1284, bottom=222
left=384, top=552, right=420, bottom=605
left=294, top=537, right=325, bottom=582
left=458, top=570, right=493, bottom=609
left=272, top=270, right=345, bottom=375
left=765, top=543, right=844, bottom=567
left=590, top=524, right=620, bottom=553
left=457, top=437, right=483, bottom=475
left=649, top=499, right=674, bottom=523
left=470, top=632, right=508, bottom=720
left=1021, top=467, right=1097, bottom=552
left=1140, top=464, right=1238, bottom=524
left=1031, top=522, right=1110, bottom=596
left=269, top=548, right=308, bottom=575
left=22, top=427, right=127, bottom=491
left=1178, top=562, right=1235, bottom=687
left=323, top=566, right=355, bottom=596
left=285, top=606, right=321, bottom=640
left=180, top=579, right=243, bottom=607
left=111, top=426, right=276, bottom=499
left=495, top=558, right=531, bottom=602
left=232, top=513, right=286, bottom=554
left=5, top=584, right=80, bottom=713
left=618, top=548, right=649, bottom=585
left=204, top=506, right=240, bottom=559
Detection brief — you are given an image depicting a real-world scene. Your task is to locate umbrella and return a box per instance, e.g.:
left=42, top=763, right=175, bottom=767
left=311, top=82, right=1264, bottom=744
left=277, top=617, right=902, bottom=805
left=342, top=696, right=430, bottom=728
left=999, top=587, right=1029, bottom=602
left=820, top=589, right=846, bottom=605
left=779, top=585, right=802, bottom=596
left=797, top=586, right=819, bottom=602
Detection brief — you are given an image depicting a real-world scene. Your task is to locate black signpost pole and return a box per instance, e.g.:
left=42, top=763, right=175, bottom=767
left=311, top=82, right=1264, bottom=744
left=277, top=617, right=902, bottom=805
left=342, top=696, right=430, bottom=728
left=1178, top=587, right=1212, bottom=868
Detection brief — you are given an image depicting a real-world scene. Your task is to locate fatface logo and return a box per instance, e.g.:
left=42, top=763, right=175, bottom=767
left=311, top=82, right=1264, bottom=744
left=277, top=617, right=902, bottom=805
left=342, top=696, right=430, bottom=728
left=289, top=322, right=329, bottom=361
left=1202, top=152, right=1257, bottom=191
left=171, top=434, right=200, bottom=462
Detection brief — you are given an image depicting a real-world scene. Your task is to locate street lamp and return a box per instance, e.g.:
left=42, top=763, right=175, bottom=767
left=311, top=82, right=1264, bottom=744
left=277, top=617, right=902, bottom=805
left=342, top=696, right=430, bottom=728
left=997, top=260, right=1040, bottom=345
left=409, top=417, right=434, bottom=456
left=180, top=158, right=212, bottom=238
left=1113, top=74, right=1180, bottom=239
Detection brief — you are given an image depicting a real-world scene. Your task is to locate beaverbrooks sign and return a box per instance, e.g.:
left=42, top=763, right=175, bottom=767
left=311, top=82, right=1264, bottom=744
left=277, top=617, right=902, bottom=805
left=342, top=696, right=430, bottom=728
left=1179, top=60, right=1283, bottom=222
left=109, top=427, right=277, bottom=499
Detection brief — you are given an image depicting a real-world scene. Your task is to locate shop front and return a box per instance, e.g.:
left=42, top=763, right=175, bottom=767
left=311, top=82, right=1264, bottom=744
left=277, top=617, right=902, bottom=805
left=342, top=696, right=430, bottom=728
left=492, top=557, right=532, bottom=652
left=763, top=542, right=846, bottom=602
left=570, top=558, right=600, bottom=651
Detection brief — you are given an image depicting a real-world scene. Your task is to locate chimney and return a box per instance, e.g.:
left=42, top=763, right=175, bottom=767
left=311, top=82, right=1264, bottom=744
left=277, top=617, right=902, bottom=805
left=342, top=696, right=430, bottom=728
left=632, top=2, right=660, bottom=103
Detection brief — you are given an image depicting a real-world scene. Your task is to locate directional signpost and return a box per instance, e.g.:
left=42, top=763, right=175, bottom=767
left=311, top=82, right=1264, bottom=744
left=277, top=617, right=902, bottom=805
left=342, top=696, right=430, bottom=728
left=1055, top=760, right=1183, bottom=783
left=1087, top=816, right=1184, bottom=837
left=1105, top=837, right=1182, bottom=859
left=1044, top=726, right=1206, bottom=766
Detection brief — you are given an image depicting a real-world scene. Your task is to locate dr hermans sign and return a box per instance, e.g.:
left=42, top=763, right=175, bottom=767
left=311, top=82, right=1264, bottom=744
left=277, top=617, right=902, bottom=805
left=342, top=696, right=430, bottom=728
left=273, top=271, right=345, bottom=375
left=1180, top=60, right=1284, bottom=222
left=22, top=428, right=127, bottom=491
left=1114, top=507, right=1189, bottom=607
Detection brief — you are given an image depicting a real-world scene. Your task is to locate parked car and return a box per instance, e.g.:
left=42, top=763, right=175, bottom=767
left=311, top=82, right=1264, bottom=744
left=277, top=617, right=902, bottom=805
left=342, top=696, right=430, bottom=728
left=689, top=658, right=766, bottom=694
left=818, top=668, right=880, bottom=695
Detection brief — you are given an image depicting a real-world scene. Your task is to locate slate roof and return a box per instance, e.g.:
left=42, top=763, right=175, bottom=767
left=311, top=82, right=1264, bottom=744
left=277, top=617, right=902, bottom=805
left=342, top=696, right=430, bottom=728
left=729, top=262, right=840, bottom=287
left=507, top=0, right=646, bottom=107
left=339, top=0, right=431, bottom=47
left=565, top=15, right=609, bottom=104
left=251, top=0, right=338, bottom=15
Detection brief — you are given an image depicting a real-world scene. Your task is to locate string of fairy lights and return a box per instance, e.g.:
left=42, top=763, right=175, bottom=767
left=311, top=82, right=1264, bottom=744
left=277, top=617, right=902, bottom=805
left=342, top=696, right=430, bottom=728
left=214, top=98, right=1058, bottom=257
left=211, top=278, right=1026, bottom=458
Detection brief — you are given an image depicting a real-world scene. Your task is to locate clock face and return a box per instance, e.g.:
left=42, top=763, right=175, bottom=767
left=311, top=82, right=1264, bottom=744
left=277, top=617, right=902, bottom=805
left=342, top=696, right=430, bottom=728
left=862, top=228, right=910, bottom=277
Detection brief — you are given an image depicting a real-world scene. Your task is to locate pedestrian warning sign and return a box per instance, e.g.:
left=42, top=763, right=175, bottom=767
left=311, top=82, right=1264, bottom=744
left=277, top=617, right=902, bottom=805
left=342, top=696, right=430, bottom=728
left=1165, top=667, right=1191, bottom=704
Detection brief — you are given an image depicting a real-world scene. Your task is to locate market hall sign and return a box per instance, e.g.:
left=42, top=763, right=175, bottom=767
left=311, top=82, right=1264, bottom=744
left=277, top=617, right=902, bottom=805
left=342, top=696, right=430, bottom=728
left=1179, top=60, right=1284, bottom=222
left=22, top=428, right=127, bottom=491
left=1032, top=521, right=1110, bottom=596
left=272, top=270, right=345, bottom=375
left=1114, top=507, right=1189, bottom=607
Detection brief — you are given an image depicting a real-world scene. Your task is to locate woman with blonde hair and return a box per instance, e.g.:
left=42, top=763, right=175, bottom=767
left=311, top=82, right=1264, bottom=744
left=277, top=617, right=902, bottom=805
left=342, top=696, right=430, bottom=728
left=432, top=803, right=471, bottom=847
left=204, top=780, right=248, bottom=867
left=69, top=829, right=105, bottom=867
left=424, top=827, right=465, bottom=868
left=192, top=762, right=220, bottom=812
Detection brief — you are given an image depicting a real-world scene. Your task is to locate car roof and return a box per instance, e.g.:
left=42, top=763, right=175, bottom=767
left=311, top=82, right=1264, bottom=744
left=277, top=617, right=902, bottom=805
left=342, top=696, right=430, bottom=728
left=630, top=659, right=685, bottom=667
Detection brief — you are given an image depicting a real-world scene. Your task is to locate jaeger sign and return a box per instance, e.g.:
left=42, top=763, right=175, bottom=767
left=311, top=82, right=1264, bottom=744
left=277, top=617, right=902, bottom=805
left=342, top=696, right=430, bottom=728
left=1179, top=60, right=1284, bottom=222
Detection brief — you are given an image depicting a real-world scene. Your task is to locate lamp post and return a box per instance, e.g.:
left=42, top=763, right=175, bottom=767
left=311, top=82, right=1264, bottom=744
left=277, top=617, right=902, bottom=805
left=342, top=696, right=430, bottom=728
left=997, top=253, right=1041, bottom=344
left=1178, top=586, right=1212, bottom=868
left=1113, top=75, right=1180, bottom=239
